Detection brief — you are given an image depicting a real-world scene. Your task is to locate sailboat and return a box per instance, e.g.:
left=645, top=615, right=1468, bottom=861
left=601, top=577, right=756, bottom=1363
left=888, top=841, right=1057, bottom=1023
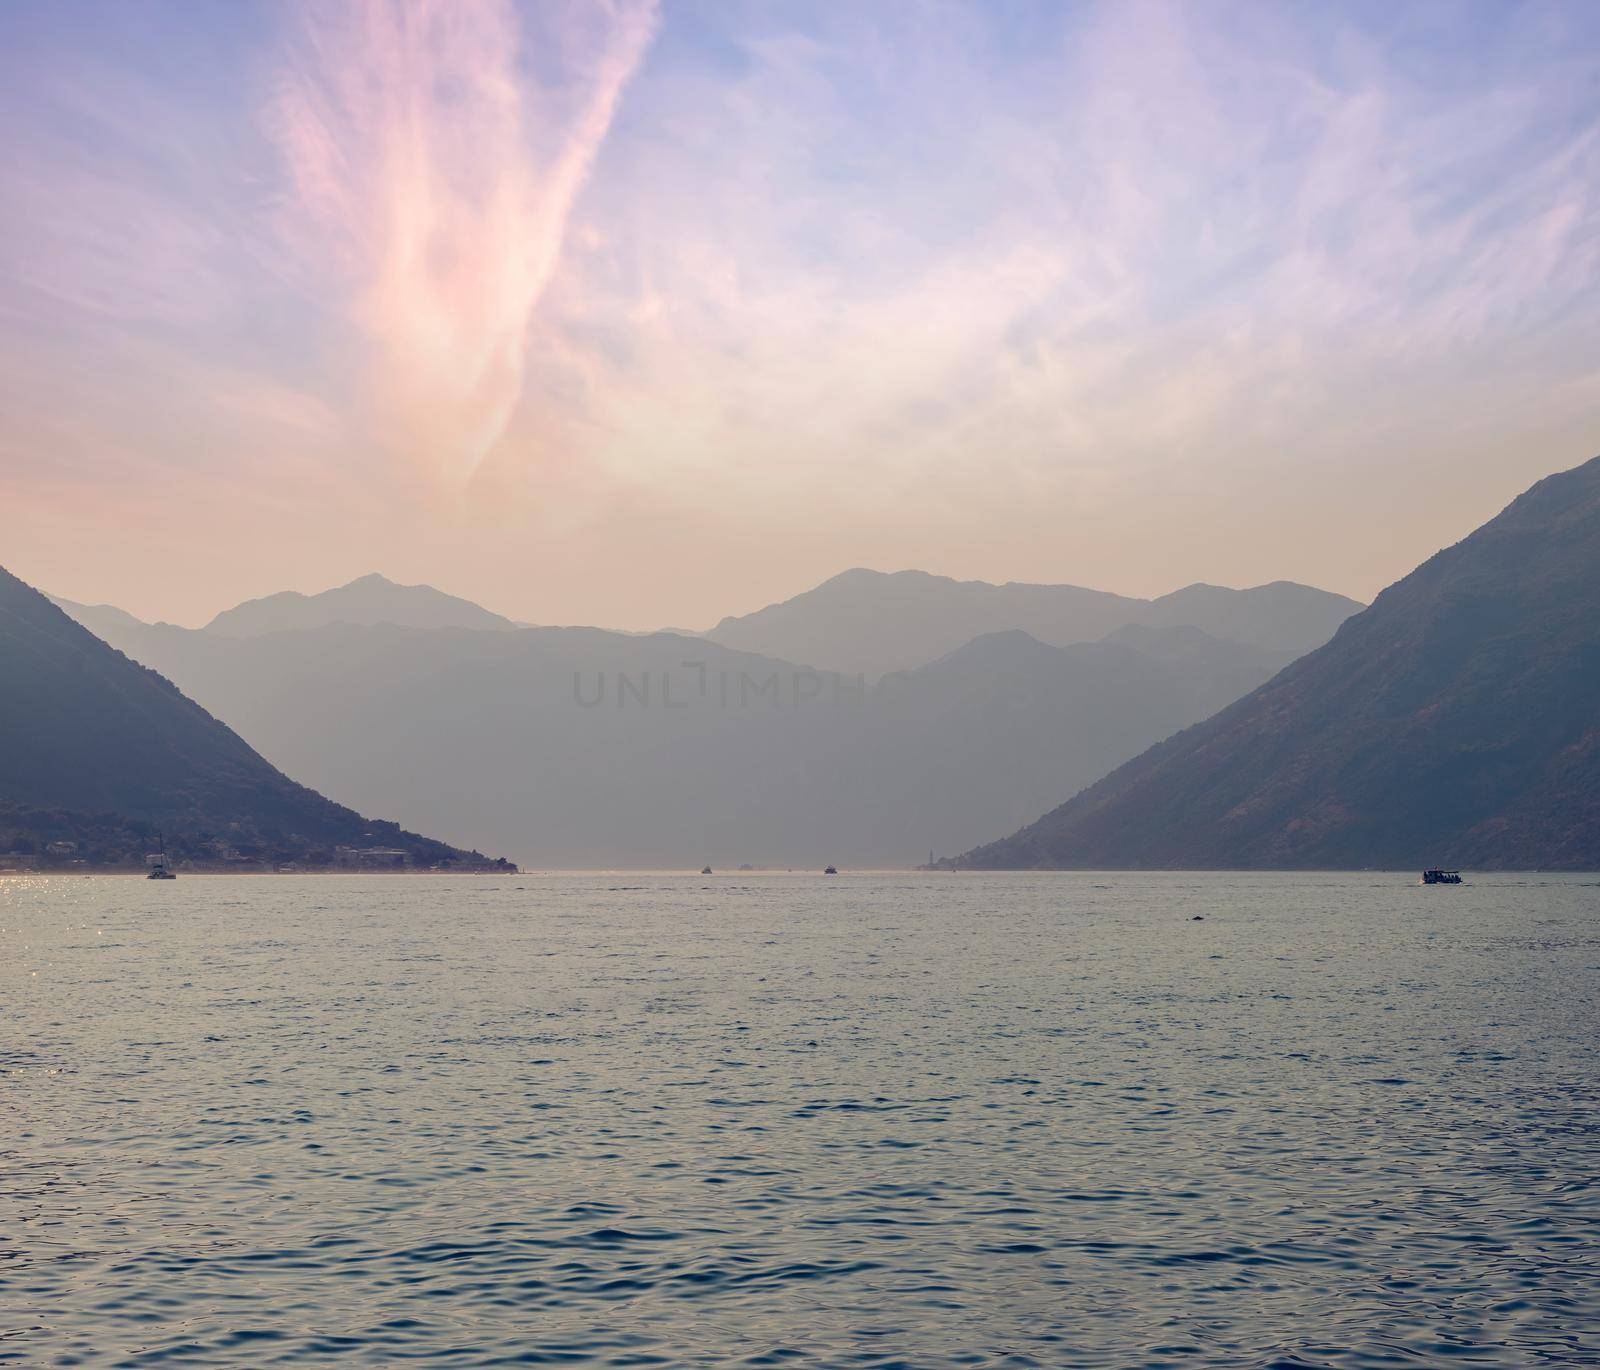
left=146, top=834, right=177, bottom=880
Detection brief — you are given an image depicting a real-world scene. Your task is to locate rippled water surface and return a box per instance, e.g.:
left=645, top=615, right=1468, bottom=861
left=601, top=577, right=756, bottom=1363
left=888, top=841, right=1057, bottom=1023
left=4, top=871, right=1598, bottom=1367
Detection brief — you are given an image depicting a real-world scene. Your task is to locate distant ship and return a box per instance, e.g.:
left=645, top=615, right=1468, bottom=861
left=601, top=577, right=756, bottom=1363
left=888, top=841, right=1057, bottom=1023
left=701, top=866, right=713, bottom=875
left=1421, top=868, right=1461, bottom=885
left=146, top=835, right=177, bottom=880
left=823, top=865, right=837, bottom=875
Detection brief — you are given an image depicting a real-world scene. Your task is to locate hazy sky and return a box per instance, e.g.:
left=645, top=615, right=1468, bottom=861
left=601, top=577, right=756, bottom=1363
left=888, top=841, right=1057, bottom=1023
left=3, top=0, right=1597, bottom=629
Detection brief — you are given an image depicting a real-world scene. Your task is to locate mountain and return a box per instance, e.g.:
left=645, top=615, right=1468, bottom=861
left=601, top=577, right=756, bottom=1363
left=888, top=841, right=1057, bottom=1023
left=950, top=456, right=1600, bottom=871
left=205, top=573, right=516, bottom=636
left=42, top=608, right=1297, bottom=868
left=47, top=595, right=153, bottom=641
left=705, top=569, right=1362, bottom=677
left=0, top=566, right=512, bottom=871
left=1137, top=581, right=1366, bottom=652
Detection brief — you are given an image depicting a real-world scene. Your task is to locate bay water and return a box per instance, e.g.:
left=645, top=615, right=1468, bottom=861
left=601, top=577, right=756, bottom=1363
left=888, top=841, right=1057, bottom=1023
left=4, top=872, right=1597, bottom=1367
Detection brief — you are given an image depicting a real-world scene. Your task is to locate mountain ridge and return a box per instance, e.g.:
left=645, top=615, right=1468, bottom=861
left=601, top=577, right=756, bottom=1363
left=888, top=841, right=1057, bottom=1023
left=205, top=573, right=517, bottom=637
left=707, top=568, right=1362, bottom=677
left=37, top=611, right=1302, bottom=868
left=1, top=566, right=514, bottom=872
left=946, top=454, right=1600, bottom=871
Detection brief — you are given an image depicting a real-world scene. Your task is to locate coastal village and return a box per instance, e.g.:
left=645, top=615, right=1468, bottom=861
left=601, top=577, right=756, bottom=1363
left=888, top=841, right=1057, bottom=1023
left=0, top=811, right=515, bottom=874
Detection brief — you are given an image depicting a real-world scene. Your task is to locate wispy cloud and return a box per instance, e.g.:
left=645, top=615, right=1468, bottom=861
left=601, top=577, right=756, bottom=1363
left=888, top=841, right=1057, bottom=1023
left=524, top=0, right=1600, bottom=510
left=2, top=0, right=1597, bottom=626
left=268, top=0, right=657, bottom=486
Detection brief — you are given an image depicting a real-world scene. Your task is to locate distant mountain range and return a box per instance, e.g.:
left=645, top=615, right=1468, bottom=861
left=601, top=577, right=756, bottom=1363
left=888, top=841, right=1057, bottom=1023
left=47, top=570, right=1358, bottom=867
left=203, top=572, right=520, bottom=636
left=1, top=567, right=514, bottom=872
left=706, top=569, right=1363, bottom=678
left=51, top=573, right=522, bottom=640
left=949, top=455, right=1600, bottom=871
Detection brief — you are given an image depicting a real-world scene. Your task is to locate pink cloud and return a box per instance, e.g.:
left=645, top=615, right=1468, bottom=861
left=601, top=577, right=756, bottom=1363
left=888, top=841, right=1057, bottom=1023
left=267, top=0, right=657, bottom=487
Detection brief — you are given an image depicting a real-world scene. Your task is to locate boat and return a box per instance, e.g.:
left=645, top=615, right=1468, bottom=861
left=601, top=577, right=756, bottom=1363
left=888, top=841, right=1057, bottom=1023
left=146, top=834, right=177, bottom=880
left=823, top=865, right=837, bottom=875
left=1421, top=868, right=1461, bottom=885
left=701, top=866, right=713, bottom=875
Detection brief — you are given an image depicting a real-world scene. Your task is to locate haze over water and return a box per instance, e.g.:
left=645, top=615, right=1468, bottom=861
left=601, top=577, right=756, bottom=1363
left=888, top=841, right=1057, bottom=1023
left=5, top=872, right=1598, bottom=1367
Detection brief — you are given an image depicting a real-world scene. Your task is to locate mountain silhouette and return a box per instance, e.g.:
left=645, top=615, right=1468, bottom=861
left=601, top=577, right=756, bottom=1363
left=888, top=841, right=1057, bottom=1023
left=1, top=565, right=511, bottom=870
left=205, top=573, right=516, bottom=636
left=706, top=568, right=1361, bottom=678
left=949, top=456, right=1600, bottom=870
left=49, top=611, right=1299, bottom=869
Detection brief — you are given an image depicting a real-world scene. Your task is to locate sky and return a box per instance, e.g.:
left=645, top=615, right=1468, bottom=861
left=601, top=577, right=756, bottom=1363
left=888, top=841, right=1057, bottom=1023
left=3, top=0, right=1598, bottom=629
